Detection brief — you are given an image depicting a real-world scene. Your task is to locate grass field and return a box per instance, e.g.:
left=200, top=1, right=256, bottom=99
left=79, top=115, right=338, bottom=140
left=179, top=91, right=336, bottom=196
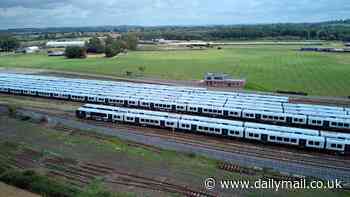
left=1, top=45, right=350, bottom=96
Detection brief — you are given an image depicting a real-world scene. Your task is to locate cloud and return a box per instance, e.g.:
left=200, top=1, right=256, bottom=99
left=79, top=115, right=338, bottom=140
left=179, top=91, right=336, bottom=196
left=0, top=0, right=349, bottom=29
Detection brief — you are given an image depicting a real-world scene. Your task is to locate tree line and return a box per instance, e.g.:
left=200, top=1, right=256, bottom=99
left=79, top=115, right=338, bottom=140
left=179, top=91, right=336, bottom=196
left=131, top=19, right=350, bottom=41
left=0, top=34, right=20, bottom=51
left=65, top=33, right=138, bottom=58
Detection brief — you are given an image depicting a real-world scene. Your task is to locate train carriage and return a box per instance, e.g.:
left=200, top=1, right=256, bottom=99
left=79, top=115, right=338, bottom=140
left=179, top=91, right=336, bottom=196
left=225, top=108, right=242, bottom=118
left=225, top=125, right=244, bottom=138
left=301, top=135, right=325, bottom=150
left=259, top=111, right=287, bottom=123
left=325, top=138, right=350, bottom=154
left=196, top=122, right=222, bottom=135
left=308, top=116, right=326, bottom=127
left=328, top=118, right=350, bottom=130
left=244, top=128, right=262, bottom=141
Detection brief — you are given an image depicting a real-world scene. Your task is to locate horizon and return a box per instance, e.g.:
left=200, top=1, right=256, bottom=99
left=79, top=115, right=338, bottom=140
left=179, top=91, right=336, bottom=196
left=1, top=18, right=349, bottom=31
left=1, top=0, right=350, bottom=29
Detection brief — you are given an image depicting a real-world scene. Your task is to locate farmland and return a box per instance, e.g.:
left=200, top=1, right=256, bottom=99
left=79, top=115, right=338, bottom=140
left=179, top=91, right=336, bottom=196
left=1, top=45, right=350, bottom=96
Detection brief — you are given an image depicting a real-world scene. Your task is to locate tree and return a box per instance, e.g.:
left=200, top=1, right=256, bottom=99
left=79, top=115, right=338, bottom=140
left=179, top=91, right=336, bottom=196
left=105, top=35, right=115, bottom=46
left=0, top=35, right=20, bottom=52
left=138, top=66, right=146, bottom=73
left=65, top=46, right=87, bottom=59
left=87, top=36, right=104, bottom=53
left=105, top=40, right=123, bottom=58
left=123, top=32, right=138, bottom=50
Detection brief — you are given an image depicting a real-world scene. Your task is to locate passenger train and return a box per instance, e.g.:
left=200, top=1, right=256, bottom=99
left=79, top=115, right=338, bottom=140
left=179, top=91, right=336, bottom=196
left=76, top=104, right=350, bottom=155
left=1, top=73, right=349, bottom=132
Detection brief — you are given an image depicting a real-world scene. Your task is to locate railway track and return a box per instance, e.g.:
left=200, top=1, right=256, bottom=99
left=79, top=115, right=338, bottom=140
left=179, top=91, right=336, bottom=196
left=0, top=145, right=216, bottom=197
left=77, top=119, right=350, bottom=173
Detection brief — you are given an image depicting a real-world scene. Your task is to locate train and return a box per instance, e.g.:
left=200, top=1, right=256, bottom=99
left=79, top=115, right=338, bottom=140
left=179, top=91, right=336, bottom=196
left=0, top=73, right=349, bottom=132
left=76, top=104, right=350, bottom=155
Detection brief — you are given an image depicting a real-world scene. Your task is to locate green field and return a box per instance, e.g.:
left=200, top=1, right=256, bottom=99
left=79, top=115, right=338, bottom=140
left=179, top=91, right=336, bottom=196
left=1, top=45, right=350, bottom=96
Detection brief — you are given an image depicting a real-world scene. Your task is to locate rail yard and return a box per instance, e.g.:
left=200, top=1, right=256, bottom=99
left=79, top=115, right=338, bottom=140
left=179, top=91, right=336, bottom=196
left=0, top=72, right=350, bottom=196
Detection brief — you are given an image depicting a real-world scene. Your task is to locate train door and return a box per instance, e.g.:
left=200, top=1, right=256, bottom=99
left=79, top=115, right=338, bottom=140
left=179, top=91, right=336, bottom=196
left=299, top=139, right=307, bottom=148
left=107, top=114, right=112, bottom=122
left=323, top=120, right=330, bottom=128
left=344, top=145, right=350, bottom=155
left=150, top=103, right=155, bottom=110
left=76, top=110, right=85, bottom=118
left=171, top=105, right=176, bottom=112
left=223, top=110, right=229, bottom=117
left=123, top=100, right=128, bottom=107
left=135, top=117, right=140, bottom=125
left=191, top=124, right=197, bottom=132
left=261, top=134, right=268, bottom=142
left=286, top=117, right=292, bottom=124
left=222, top=129, right=228, bottom=136
left=160, top=120, right=165, bottom=128
left=256, top=114, right=261, bottom=120
left=198, top=107, right=203, bottom=114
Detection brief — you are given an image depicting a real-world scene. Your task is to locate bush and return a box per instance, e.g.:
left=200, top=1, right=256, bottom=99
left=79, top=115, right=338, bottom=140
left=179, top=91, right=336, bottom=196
left=105, top=40, right=123, bottom=58
left=87, top=37, right=105, bottom=54
left=0, top=170, right=78, bottom=197
left=65, top=46, right=86, bottom=59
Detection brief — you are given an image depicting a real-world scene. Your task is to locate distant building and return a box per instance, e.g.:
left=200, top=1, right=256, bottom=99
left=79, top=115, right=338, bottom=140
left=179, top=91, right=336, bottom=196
left=48, top=51, right=65, bottom=56
left=46, top=41, right=85, bottom=48
left=204, top=73, right=245, bottom=89
left=24, top=46, right=40, bottom=53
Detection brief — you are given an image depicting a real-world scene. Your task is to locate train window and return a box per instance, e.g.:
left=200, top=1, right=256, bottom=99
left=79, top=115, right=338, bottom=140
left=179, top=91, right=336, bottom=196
left=339, top=123, right=344, bottom=127
left=215, top=128, right=220, bottom=132
left=308, top=141, right=314, bottom=145
left=337, top=144, right=343, bottom=149
left=182, top=124, right=186, bottom=127
left=312, top=120, right=316, bottom=124
left=204, top=127, right=209, bottom=130
left=198, top=126, right=203, bottom=129
left=283, top=138, right=289, bottom=142
left=270, top=136, right=276, bottom=140
left=317, top=121, right=322, bottom=124
left=345, top=123, right=350, bottom=127
left=249, top=133, right=254, bottom=137
left=299, top=119, right=303, bottom=122
left=209, top=128, right=214, bottom=131
left=235, top=131, right=240, bottom=135
left=141, top=119, right=145, bottom=122
left=263, top=115, right=268, bottom=118
left=331, top=122, right=337, bottom=126
left=331, top=144, right=337, bottom=148
left=291, top=139, right=297, bottom=143
left=218, top=110, right=222, bottom=113
left=254, top=134, right=259, bottom=138
left=315, top=142, right=320, bottom=146
left=277, top=137, right=282, bottom=141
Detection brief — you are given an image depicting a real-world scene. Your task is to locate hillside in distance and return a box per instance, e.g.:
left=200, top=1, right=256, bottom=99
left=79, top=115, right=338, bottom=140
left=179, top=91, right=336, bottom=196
left=1, top=19, right=350, bottom=41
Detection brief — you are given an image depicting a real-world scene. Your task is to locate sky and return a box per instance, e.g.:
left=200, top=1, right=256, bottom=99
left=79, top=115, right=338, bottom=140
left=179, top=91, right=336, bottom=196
left=0, top=0, right=350, bottom=29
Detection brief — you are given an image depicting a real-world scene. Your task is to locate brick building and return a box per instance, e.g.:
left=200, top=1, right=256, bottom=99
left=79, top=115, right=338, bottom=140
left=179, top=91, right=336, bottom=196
left=204, top=73, right=245, bottom=89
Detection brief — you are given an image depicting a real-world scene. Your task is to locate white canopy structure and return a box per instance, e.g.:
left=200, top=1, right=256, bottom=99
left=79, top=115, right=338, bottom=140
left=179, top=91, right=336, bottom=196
left=46, top=41, right=85, bottom=48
